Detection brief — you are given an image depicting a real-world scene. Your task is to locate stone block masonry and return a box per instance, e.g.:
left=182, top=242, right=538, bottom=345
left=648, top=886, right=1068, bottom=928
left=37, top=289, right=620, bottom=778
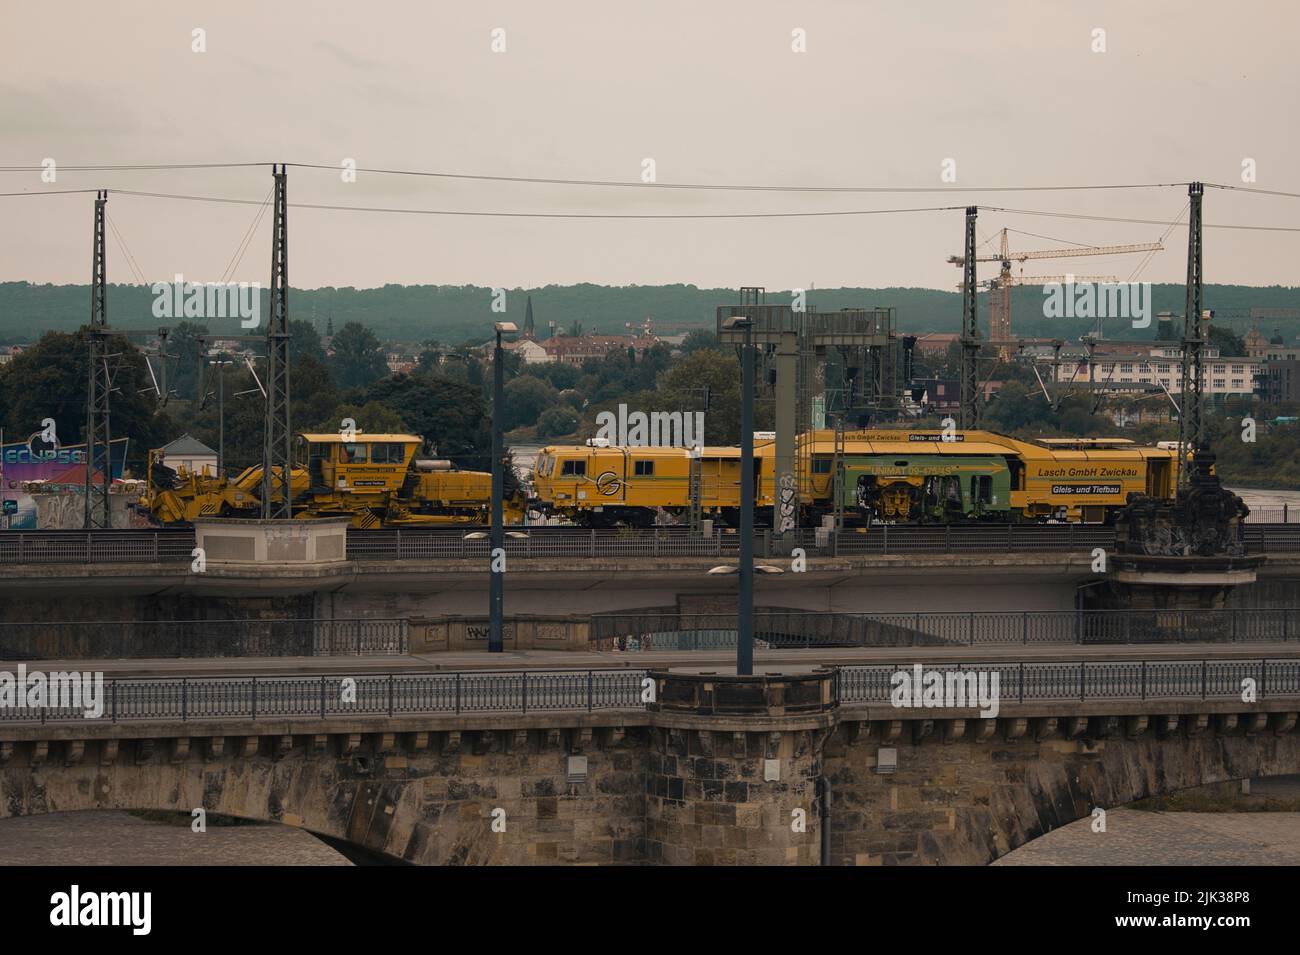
left=2, top=699, right=1299, bottom=864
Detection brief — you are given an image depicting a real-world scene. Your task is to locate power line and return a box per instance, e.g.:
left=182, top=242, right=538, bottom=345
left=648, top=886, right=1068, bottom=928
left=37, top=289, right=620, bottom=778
left=981, top=205, right=1300, bottom=233
left=7, top=186, right=1296, bottom=230
left=284, top=162, right=1189, bottom=195
left=5, top=184, right=1297, bottom=233
left=0, top=159, right=1191, bottom=194
left=105, top=212, right=148, bottom=286
left=5, top=163, right=1300, bottom=200
left=110, top=189, right=972, bottom=219
left=1204, top=182, right=1300, bottom=199
left=1126, top=201, right=1188, bottom=283
left=220, top=185, right=274, bottom=284
left=0, top=188, right=99, bottom=197
left=0, top=163, right=268, bottom=172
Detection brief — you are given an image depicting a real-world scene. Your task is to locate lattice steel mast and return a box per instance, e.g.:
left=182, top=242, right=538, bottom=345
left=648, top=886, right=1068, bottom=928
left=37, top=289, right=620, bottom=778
left=84, top=189, right=112, bottom=528
left=1177, top=181, right=1204, bottom=488
left=261, top=164, right=293, bottom=518
left=958, top=206, right=981, bottom=429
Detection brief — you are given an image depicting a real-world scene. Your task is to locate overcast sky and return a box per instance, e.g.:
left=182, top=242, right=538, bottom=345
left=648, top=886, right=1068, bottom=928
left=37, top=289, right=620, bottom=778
left=2, top=1, right=1297, bottom=292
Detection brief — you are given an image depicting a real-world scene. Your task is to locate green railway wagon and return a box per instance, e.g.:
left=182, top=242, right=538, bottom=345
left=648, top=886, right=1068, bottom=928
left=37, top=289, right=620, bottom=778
left=839, top=454, right=1014, bottom=524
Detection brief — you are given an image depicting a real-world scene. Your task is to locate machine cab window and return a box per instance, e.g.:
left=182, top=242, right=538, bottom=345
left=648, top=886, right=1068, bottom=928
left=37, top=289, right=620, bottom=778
left=340, top=443, right=368, bottom=464
left=561, top=459, right=586, bottom=477
left=371, top=443, right=406, bottom=465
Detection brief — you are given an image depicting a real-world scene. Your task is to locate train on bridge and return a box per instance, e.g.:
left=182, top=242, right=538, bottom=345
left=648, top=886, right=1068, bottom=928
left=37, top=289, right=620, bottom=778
left=531, top=429, right=1179, bottom=528
left=143, top=432, right=527, bottom=528
left=140, top=428, right=1178, bottom=529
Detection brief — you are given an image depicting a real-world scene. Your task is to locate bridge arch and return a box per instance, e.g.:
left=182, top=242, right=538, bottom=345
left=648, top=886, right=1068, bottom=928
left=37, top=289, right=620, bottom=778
left=823, top=712, right=1300, bottom=865
left=0, top=746, right=410, bottom=863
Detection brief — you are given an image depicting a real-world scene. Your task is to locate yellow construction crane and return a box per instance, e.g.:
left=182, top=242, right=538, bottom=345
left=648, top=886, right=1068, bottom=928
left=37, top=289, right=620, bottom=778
left=949, top=229, right=1164, bottom=359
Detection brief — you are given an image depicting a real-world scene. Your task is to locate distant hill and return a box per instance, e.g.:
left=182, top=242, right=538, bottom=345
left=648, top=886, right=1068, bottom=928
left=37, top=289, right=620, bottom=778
left=1, top=281, right=1297, bottom=345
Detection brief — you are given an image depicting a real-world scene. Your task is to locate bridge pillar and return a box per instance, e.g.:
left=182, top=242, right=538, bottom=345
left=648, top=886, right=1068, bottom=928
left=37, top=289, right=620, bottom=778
left=644, top=666, right=835, bottom=866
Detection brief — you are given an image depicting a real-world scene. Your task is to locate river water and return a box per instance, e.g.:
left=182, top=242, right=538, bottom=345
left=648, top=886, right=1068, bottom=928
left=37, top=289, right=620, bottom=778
left=0, top=811, right=351, bottom=865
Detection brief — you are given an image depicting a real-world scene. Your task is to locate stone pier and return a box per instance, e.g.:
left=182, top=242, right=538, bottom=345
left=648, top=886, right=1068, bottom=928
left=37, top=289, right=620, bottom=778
left=644, top=666, right=836, bottom=865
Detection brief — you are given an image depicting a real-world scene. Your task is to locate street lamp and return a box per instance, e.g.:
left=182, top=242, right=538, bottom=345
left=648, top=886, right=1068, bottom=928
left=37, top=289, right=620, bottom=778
left=490, top=321, right=518, bottom=653
left=206, top=354, right=234, bottom=476
left=722, top=315, right=755, bottom=675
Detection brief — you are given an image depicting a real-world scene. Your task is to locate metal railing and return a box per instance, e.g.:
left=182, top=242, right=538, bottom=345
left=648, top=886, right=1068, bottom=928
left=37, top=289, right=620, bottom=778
left=0, top=529, right=196, bottom=564
left=348, top=523, right=1300, bottom=559
left=836, top=658, right=1300, bottom=704
left=1, top=522, right=1298, bottom=565
left=0, top=618, right=408, bottom=660
left=2, top=658, right=1297, bottom=724
left=588, top=609, right=1300, bottom=649
left=1245, top=505, right=1299, bottom=524
left=0, top=668, right=647, bottom=724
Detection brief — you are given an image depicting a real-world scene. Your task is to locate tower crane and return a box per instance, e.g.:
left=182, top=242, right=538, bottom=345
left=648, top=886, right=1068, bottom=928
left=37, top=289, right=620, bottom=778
left=948, top=229, right=1164, bottom=360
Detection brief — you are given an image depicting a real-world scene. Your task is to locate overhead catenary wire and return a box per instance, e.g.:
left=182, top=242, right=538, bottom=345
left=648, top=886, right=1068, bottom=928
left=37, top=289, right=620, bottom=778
left=979, top=205, right=1300, bottom=234
left=1125, top=202, right=1189, bottom=283
left=0, top=163, right=268, bottom=172
left=0, top=160, right=1208, bottom=195
left=2, top=186, right=1294, bottom=231
left=105, top=211, right=148, bottom=287
left=108, top=189, right=973, bottom=219
left=282, top=163, right=1192, bottom=195
left=2, top=162, right=1299, bottom=201
left=1204, top=182, right=1300, bottom=200
left=0, top=188, right=100, bottom=197
left=219, top=185, right=275, bottom=284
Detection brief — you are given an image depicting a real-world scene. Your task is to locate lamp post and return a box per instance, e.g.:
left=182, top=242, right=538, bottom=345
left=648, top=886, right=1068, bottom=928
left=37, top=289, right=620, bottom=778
left=723, top=315, right=756, bottom=675
left=490, top=321, right=518, bottom=654
left=207, top=354, right=233, bottom=475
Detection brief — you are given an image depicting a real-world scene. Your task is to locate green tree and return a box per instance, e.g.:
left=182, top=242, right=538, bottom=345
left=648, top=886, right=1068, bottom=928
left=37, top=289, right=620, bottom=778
left=0, top=330, right=171, bottom=474
left=417, top=348, right=442, bottom=373
left=356, top=373, right=491, bottom=469
left=983, top=382, right=1053, bottom=432
left=328, top=321, right=389, bottom=389
left=167, top=321, right=209, bottom=401
left=680, top=329, right=719, bottom=353
left=1209, top=325, right=1246, bottom=358
left=640, top=347, right=773, bottom=444
left=503, top=374, right=559, bottom=430
left=289, top=319, right=326, bottom=365
left=307, top=400, right=408, bottom=436
left=537, top=362, right=581, bottom=391
left=288, top=356, right=338, bottom=433
left=536, top=405, right=579, bottom=438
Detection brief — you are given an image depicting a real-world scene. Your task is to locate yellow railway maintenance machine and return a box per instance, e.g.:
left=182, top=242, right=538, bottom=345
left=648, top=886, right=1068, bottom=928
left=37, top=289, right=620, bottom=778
left=532, top=430, right=1176, bottom=527
left=809, top=430, right=1177, bottom=525
left=145, top=432, right=523, bottom=527
left=532, top=437, right=776, bottom=527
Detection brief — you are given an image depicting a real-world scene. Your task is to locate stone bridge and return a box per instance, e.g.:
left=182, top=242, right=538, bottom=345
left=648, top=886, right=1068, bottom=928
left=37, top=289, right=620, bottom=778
left=2, top=659, right=1299, bottom=865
